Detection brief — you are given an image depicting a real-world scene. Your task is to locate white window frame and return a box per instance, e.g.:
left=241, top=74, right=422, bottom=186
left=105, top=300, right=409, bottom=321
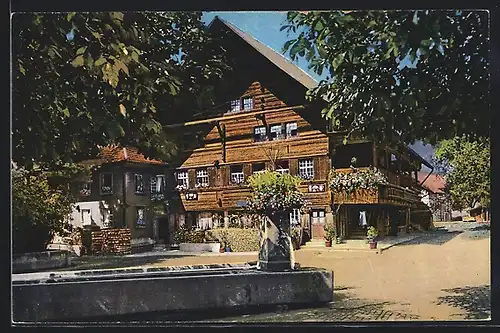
left=299, top=159, right=315, bottom=179
left=134, top=174, right=144, bottom=194
left=290, top=208, right=301, bottom=226
left=286, top=122, right=298, bottom=138
left=196, top=169, right=209, bottom=187
left=230, top=99, right=241, bottom=112
left=242, top=97, right=254, bottom=111
left=270, top=124, right=284, bottom=141
left=81, top=208, right=92, bottom=226
left=150, top=174, right=166, bottom=194
left=102, top=208, right=113, bottom=228
left=230, top=165, right=245, bottom=184
left=136, top=206, right=146, bottom=227
left=99, top=172, right=113, bottom=195
left=276, top=160, right=289, bottom=174
left=254, top=126, right=267, bottom=142
left=176, top=170, right=189, bottom=189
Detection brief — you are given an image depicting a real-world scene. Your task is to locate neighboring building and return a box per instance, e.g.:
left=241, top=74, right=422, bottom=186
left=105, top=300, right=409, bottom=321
left=418, top=172, right=453, bottom=222
left=68, top=145, right=169, bottom=250
left=160, top=16, right=432, bottom=244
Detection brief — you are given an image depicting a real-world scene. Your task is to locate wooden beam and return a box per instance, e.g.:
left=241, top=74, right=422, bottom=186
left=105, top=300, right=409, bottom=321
left=215, top=122, right=227, bottom=163
left=163, top=105, right=306, bottom=129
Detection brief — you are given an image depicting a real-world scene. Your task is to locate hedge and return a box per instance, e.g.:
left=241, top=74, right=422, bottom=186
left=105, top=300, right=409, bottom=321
left=205, top=228, right=259, bottom=252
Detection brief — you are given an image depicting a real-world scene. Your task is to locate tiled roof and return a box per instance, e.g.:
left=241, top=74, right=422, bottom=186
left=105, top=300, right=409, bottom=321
left=418, top=172, right=446, bottom=194
left=94, top=145, right=167, bottom=166
left=210, top=16, right=318, bottom=90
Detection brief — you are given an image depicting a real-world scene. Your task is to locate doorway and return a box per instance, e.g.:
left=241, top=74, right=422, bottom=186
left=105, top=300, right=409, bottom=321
left=311, top=209, right=326, bottom=240
left=157, top=216, right=170, bottom=245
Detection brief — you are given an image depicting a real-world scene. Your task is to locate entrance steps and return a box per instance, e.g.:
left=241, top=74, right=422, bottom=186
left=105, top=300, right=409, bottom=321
left=301, top=240, right=326, bottom=248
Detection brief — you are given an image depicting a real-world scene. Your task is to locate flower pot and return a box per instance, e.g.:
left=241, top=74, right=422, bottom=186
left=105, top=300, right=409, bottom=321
left=369, top=241, right=377, bottom=249
left=325, top=240, right=332, bottom=247
left=225, top=247, right=231, bottom=253
left=219, top=247, right=225, bottom=253
left=335, top=237, right=342, bottom=244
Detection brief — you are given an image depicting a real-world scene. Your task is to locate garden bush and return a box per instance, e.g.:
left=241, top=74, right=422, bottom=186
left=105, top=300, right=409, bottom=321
left=173, top=225, right=206, bottom=244
left=205, top=228, right=259, bottom=252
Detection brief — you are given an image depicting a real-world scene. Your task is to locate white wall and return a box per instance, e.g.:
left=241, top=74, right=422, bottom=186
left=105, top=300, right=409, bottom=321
left=69, top=201, right=113, bottom=229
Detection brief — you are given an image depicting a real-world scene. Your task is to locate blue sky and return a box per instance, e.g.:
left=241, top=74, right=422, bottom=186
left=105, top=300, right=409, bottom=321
left=201, top=11, right=435, bottom=170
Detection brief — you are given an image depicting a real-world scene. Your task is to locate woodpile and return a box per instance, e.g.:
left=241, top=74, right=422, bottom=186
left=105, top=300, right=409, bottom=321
left=90, top=228, right=131, bottom=256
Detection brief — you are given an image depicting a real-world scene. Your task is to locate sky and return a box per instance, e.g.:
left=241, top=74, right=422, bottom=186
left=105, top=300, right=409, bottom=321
left=201, top=11, right=435, bottom=171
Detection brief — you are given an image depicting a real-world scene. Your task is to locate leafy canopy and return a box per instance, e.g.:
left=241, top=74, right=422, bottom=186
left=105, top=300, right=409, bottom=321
left=247, top=171, right=306, bottom=214
left=12, top=12, right=230, bottom=170
left=434, top=137, right=490, bottom=211
left=281, top=10, right=489, bottom=145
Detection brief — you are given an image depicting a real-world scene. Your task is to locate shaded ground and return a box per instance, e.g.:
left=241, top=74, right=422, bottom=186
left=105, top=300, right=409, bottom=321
left=31, top=222, right=490, bottom=322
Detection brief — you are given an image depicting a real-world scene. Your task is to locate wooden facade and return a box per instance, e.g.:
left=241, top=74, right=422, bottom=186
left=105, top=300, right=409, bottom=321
left=162, top=16, right=432, bottom=243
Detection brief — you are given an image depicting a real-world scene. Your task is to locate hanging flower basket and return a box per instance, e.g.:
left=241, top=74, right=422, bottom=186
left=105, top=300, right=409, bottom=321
left=329, top=167, right=387, bottom=201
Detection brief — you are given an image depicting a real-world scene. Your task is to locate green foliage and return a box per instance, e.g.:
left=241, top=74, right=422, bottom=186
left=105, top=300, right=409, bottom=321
left=282, top=10, right=489, bottom=145
left=434, top=137, right=490, bottom=210
left=205, top=228, right=259, bottom=252
left=323, top=223, right=336, bottom=241
left=12, top=12, right=230, bottom=170
left=247, top=170, right=306, bottom=214
left=367, top=226, right=379, bottom=239
left=172, top=225, right=206, bottom=244
left=12, top=167, right=76, bottom=254
left=329, top=167, right=388, bottom=195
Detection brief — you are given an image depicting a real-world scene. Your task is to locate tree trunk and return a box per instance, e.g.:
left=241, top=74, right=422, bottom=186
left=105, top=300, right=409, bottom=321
left=258, top=211, right=293, bottom=271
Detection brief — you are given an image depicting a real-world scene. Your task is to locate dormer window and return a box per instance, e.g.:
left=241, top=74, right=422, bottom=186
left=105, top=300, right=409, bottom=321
left=286, top=122, right=298, bottom=138
left=230, top=99, right=241, bottom=112
left=242, top=97, right=254, bottom=111
left=254, top=126, right=267, bottom=142
left=270, top=124, right=284, bottom=140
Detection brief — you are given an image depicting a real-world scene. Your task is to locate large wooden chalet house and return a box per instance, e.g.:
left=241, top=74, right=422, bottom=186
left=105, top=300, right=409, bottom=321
left=161, top=16, right=433, bottom=245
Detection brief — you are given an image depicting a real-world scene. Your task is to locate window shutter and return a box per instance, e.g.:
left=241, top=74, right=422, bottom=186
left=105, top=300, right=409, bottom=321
left=289, top=158, right=298, bottom=176
left=188, top=169, right=196, bottom=189
left=208, top=167, right=216, bottom=187
left=313, top=157, right=320, bottom=180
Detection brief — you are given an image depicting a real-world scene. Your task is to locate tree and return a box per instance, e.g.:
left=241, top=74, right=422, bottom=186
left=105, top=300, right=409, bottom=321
left=12, top=12, right=230, bottom=170
left=434, top=137, right=490, bottom=211
left=281, top=10, right=489, bottom=146
left=11, top=165, right=89, bottom=253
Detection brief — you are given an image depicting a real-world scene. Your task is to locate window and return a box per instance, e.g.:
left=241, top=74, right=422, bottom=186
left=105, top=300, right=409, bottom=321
left=311, top=210, right=325, bottom=224
left=290, top=208, right=301, bottom=226
left=270, top=124, right=284, bottom=140
left=150, top=175, right=166, bottom=194
left=134, top=174, right=144, bottom=193
left=102, top=209, right=113, bottom=228
left=299, top=159, right=315, bottom=179
left=252, top=163, right=265, bottom=174
left=151, top=174, right=165, bottom=200
left=196, top=169, right=209, bottom=188
left=276, top=160, right=289, bottom=174
left=136, top=207, right=146, bottom=227
left=254, top=126, right=267, bottom=142
left=242, top=97, right=254, bottom=111
left=229, top=99, right=241, bottom=112
left=286, top=122, right=298, bottom=138
left=230, top=165, right=245, bottom=184
left=81, top=209, right=92, bottom=225
left=99, top=172, right=113, bottom=195
left=79, top=182, right=92, bottom=196
left=176, top=170, right=189, bottom=189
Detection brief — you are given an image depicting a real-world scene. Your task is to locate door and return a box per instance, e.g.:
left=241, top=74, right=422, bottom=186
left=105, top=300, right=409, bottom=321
left=158, top=216, right=170, bottom=244
left=311, top=210, right=326, bottom=239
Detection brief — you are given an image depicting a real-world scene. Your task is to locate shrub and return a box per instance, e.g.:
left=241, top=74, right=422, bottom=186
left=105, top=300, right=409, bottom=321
left=173, top=225, right=206, bottom=244
left=205, top=228, right=259, bottom=252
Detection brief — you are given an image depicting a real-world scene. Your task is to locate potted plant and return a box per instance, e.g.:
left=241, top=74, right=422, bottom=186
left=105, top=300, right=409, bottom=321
left=324, top=223, right=335, bottom=247
left=367, top=226, right=379, bottom=249
left=335, top=235, right=343, bottom=244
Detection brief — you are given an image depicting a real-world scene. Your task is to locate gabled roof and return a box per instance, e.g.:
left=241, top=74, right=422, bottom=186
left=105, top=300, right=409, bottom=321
left=209, top=16, right=318, bottom=90
left=84, top=145, right=167, bottom=166
left=418, top=172, right=445, bottom=194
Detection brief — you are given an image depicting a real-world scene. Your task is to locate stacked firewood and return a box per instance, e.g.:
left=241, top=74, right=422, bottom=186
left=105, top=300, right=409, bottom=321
left=90, top=228, right=131, bottom=255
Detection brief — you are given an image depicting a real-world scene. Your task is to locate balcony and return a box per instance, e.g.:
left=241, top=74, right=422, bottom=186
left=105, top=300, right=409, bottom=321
left=331, top=168, right=421, bottom=207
